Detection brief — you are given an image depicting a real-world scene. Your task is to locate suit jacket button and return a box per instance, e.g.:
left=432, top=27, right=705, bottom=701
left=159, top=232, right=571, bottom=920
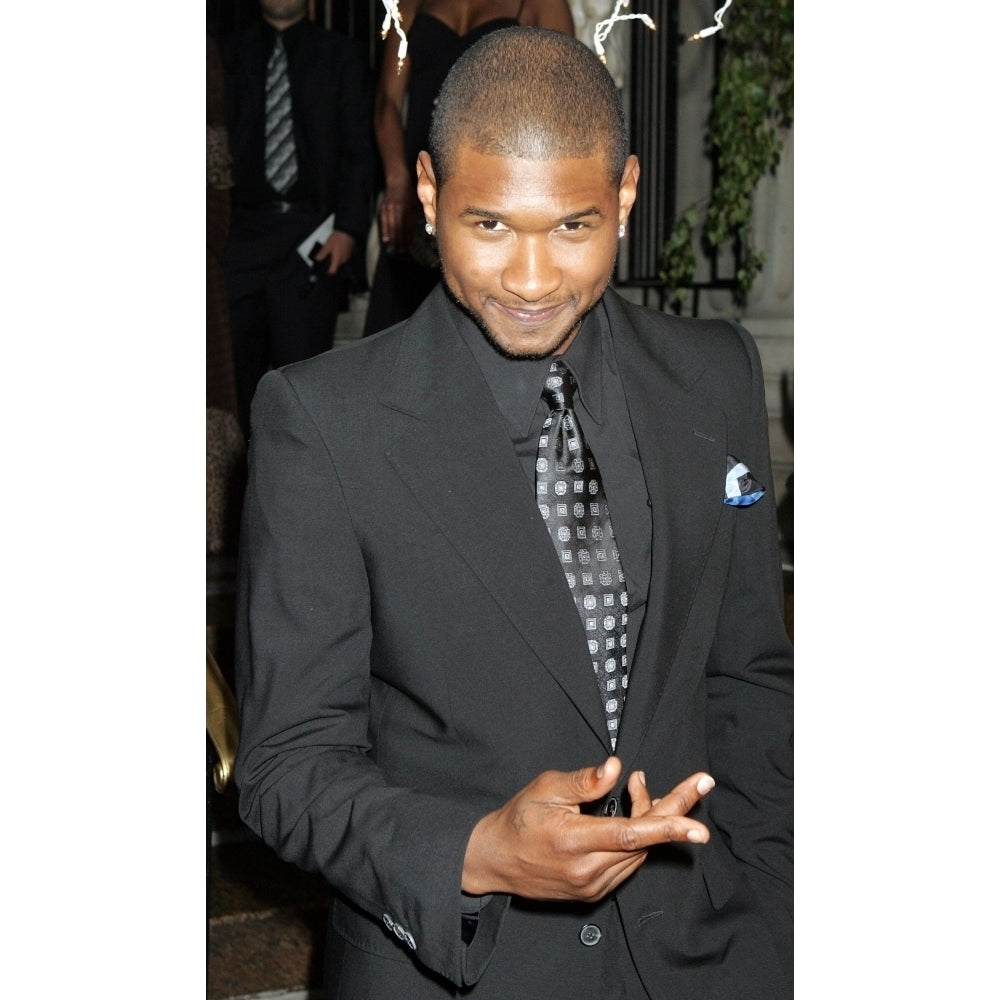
left=603, top=797, right=619, bottom=816
left=580, top=923, right=602, bottom=947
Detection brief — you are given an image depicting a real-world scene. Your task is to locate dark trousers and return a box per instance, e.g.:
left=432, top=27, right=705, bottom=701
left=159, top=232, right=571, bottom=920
left=223, top=206, right=346, bottom=436
left=361, top=246, right=440, bottom=338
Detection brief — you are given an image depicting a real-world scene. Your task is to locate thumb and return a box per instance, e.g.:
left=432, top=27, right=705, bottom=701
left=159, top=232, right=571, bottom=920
left=560, top=756, right=622, bottom=805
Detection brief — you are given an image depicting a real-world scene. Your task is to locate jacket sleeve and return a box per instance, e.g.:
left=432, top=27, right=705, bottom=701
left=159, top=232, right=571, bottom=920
left=704, top=322, right=793, bottom=970
left=329, top=37, right=374, bottom=244
left=233, top=369, right=505, bottom=987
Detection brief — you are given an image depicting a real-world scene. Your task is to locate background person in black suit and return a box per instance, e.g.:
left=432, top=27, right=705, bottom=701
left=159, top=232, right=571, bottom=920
left=221, top=0, right=374, bottom=435
left=235, top=27, right=792, bottom=999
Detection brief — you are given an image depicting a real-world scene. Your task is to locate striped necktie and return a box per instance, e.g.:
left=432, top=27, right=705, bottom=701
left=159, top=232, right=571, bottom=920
left=264, top=34, right=298, bottom=195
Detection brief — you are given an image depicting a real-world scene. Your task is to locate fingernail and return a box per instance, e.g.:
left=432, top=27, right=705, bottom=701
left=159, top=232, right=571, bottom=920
left=638, top=771, right=647, bottom=787
left=697, top=774, right=715, bottom=795
left=687, top=828, right=708, bottom=844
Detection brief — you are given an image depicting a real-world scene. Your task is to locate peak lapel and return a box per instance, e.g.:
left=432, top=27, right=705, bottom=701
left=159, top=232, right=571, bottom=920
left=380, top=298, right=612, bottom=747
left=601, top=295, right=728, bottom=765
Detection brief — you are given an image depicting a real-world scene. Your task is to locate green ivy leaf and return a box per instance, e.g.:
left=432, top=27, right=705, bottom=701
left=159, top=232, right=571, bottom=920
left=660, top=0, right=792, bottom=310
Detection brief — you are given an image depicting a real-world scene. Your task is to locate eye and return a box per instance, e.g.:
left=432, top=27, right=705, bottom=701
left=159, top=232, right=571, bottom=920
left=556, top=220, right=595, bottom=236
left=477, top=219, right=508, bottom=233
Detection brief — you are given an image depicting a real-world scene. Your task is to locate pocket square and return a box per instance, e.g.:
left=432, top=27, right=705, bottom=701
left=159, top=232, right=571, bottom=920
left=723, top=455, right=766, bottom=506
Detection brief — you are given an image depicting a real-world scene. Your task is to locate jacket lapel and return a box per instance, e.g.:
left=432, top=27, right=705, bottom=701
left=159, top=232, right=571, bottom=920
left=601, top=293, right=729, bottom=766
left=288, top=25, right=327, bottom=204
left=226, top=24, right=268, bottom=168
left=379, top=294, right=612, bottom=746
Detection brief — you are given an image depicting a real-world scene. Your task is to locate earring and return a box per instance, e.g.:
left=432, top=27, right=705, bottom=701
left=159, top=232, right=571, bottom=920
left=618, top=224, right=626, bottom=239
left=425, top=222, right=436, bottom=236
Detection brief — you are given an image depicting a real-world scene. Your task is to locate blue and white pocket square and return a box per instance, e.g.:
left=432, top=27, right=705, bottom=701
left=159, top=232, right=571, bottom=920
left=723, top=455, right=766, bottom=507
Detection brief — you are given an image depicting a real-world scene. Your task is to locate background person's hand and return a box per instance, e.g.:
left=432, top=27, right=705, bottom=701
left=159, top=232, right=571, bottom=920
left=314, top=230, right=357, bottom=275
left=378, top=180, right=419, bottom=254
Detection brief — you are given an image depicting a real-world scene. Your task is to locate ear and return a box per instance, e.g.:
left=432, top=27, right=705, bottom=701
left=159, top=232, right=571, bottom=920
left=415, top=151, right=438, bottom=229
left=618, top=155, right=640, bottom=228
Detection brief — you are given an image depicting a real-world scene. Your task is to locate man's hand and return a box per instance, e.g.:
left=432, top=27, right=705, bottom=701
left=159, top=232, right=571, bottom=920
left=314, top=230, right=356, bottom=275
left=461, top=757, right=714, bottom=901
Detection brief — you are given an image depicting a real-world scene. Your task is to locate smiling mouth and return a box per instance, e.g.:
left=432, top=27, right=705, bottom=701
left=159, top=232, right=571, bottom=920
left=493, top=302, right=566, bottom=326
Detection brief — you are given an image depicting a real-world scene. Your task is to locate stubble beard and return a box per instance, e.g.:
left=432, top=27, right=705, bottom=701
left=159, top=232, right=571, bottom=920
left=439, top=273, right=610, bottom=362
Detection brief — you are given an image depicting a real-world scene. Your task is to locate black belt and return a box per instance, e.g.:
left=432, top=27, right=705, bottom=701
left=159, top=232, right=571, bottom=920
left=236, top=200, right=315, bottom=214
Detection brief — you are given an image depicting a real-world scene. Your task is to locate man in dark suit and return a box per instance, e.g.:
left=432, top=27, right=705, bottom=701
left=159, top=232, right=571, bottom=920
left=221, top=0, right=374, bottom=435
left=234, top=26, right=792, bottom=999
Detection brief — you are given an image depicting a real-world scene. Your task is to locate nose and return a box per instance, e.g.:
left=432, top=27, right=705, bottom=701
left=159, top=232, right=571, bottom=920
left=500, top=235, right=561, bottom=302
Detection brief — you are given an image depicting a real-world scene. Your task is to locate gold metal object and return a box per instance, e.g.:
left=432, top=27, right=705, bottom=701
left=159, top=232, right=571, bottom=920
left=206, top=647, right=240, bottom=794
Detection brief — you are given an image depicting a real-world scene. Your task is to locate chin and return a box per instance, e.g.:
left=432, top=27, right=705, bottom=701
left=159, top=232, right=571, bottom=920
left=486, top=329, right=577, bottom=361
left=441, top=282, right=585, bottom=360
left=475, top=311, right=582, bottom=361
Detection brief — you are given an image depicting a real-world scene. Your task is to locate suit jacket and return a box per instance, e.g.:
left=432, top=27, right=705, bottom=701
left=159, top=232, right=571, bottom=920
left=234, top=287, right=793, bottom=999
left=221, top=18, right=373, bottom=245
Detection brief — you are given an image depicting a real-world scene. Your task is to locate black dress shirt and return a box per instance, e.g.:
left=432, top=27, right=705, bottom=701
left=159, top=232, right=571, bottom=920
left=451, top=298, right=652, bottom=653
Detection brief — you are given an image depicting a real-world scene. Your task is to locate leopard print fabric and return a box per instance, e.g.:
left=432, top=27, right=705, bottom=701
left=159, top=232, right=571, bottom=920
left=207, top=408, right=246, bottom=555
left=207, top=124, right=233, bottom=191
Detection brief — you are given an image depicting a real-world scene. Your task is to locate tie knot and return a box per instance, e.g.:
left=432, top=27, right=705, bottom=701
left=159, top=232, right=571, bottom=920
left=542, top=359, right=577, bottom=412
left=269, top=34, right=287, bottom=64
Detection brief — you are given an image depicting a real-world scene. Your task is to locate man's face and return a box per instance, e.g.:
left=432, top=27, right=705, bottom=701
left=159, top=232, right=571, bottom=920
left=417, top=146, right=639, bottom=359
left=260, top=0, right=308, bottom=25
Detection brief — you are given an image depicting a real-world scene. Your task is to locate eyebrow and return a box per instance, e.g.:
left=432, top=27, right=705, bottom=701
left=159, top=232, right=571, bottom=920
left=458, top=206, right=605, bottom=223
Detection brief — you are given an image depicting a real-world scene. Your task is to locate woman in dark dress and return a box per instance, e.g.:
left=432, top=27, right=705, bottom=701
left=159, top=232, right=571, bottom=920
left=362, top=0, right=575, bottom=336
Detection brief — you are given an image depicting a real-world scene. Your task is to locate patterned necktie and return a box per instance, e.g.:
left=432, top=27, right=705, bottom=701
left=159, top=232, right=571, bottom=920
left=264, top=34, right=298, bottom=195
left=535, top=359, right=629, bottom=749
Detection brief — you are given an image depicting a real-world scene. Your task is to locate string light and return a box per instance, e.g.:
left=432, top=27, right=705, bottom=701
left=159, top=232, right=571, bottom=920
left=380, top=0, right=408, bottom=73
left=593, top=0, right=656, bottom=65
left=379, top=0, right=729, bottom=73
left=689, top=0, right=733, bottom=41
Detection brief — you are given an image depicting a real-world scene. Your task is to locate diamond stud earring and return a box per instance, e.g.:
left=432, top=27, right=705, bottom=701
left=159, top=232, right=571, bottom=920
left=618, top=224, right=626, bottom=239
left=425, top=222, right=435, bottom=236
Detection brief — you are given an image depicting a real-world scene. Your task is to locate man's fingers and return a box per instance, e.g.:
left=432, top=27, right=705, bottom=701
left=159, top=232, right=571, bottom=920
left=614, top=811, right=710, bottom=848
left=527, top=757, right=623, bottom=807
left=645, top=771, right=715, bottom=820
left=627, top=769, right=652, bottom=816
left=464, top=764, right=713, bottom=899
left=531, top=765, right=713, bottom=848
left=558, top=806, right=710, bottom=871
left=595, top=769, right=716, bottom=851
left=563, top=756, right=622, bottom=804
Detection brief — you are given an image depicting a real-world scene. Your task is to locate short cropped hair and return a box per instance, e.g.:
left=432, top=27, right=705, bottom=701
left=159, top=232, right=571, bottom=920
left=428, top=26, right=629, bottom=187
